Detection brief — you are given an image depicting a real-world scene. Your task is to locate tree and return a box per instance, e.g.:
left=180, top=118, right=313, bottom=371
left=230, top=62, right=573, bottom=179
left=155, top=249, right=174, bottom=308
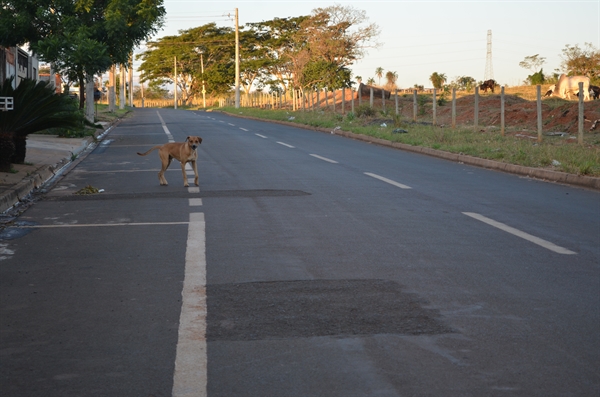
left=247, top=5, right=380, bottom=94
left=366, top=77, right=375, bottom=85
left=519, top=54, right=546, bottom=75
left=429, top=72, right=446, bottom=90
left=137, top=24, right=236, bottom=104
left=385, top=71, right=398, bottom=90
left=526, top=69, right=545, bottom=85
left=5, top=0, right=166, bottom=114
left=559, top=43, right=600, bottom=82
left=0, top=77, right=82, bottom=172
left=375, top=67, right=384, bottom=86
left=450, top=75, right=476, bottom=91
left=355, top=76, right=362, bottom=85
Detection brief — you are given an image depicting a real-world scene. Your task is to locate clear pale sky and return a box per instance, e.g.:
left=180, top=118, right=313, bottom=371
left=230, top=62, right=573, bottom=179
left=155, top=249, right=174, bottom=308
left=140, top=0, right=600, bottom=89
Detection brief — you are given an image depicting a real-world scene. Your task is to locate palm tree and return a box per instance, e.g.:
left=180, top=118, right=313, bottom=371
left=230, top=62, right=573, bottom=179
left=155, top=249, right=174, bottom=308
left=355, top=76, right=362, bottom=85
left=0, top=78, right=83, bottom=172
left=366, top=77, right=376, bottom=86
left=385, top=71, right=398, bottom=90
left=429, top=72, right=447, bottom=90
left=375, top=67, right=384, bottom=86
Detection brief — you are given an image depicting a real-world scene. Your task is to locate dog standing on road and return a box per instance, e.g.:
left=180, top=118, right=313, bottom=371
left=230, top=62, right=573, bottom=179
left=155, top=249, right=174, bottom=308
left=137, top=136, right=203, bottom=187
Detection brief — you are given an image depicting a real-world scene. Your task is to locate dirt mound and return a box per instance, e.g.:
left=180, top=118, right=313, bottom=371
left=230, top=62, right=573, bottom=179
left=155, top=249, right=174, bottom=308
left=407, top=94, right=600, bottom=134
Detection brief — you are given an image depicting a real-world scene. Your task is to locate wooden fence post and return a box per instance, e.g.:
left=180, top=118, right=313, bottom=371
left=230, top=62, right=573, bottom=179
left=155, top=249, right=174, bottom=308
left=332, top=89, right=336, bottom=113
left=382, top=88, right=385, bottom=112
left=342, top=87, right=346, bottom=114
left=395, top=89, right=399, bottom=116
left=370, top=87, right=374, bottom=108
left=351, top=88, right=355, bottom=113
left=325, top=88, right=329, bottom=109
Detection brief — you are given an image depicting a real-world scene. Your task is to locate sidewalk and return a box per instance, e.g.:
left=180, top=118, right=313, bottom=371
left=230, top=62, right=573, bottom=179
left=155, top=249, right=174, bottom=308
left=0, top=126, right=108, bottom=214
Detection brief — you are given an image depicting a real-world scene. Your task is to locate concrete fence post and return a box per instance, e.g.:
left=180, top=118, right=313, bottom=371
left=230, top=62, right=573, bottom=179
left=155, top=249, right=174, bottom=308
left=501, top=86, right=505, bottom=136
left=474, top=87, right=479, bottom=130
left=537, top=85, right=542, bottom=142
left=432, top=88, right=437, bottom=126
left=578, top=81, right=584, bottom=145
left=451, top=88, right=456, bottom=128
left=413, top=90, right=417, bottom=122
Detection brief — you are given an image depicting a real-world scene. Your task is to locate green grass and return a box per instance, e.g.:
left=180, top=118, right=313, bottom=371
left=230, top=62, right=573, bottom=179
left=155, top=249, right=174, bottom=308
left=218, top=106, right=600, bottom=177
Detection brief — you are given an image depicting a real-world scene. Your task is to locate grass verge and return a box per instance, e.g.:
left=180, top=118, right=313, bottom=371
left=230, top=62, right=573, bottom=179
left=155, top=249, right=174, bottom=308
left=219, top=106, right=600, bottom=177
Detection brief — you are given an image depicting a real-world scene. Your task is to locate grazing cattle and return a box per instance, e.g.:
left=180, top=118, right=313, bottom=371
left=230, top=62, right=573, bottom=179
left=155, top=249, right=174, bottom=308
left=479, top=79, right=496, bottom=93
left=589, top=85, right=600, bottom=100
left=552, top=74, right=590, bottom=100
left=544, top=84, right=555, bottom=97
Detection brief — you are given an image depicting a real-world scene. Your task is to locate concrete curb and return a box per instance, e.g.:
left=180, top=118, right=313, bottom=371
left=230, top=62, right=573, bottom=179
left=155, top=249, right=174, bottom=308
left=223, top=112, right=600, bottom=191
left=0, top=136, right=95, bottom=214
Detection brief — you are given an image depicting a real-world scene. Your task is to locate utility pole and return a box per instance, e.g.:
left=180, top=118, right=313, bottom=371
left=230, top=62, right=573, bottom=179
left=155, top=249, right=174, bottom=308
left=128, top=54, right=133, bottom=106
left=174, top=56, right=178, bottom=109
left=235, top=8, right=240, bottom=108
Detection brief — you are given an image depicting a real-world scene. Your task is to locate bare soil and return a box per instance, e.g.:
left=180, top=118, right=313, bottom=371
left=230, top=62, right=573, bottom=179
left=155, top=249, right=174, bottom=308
left=359, top=92, right=600, bottom=136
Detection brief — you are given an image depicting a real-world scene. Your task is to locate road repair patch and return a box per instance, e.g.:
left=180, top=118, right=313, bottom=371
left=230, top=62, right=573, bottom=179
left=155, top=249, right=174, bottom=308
left=208, top=279, right=452, bottom=341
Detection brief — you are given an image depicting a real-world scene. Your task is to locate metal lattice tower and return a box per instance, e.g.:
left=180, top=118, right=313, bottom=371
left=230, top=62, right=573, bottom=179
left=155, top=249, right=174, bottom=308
left=484, top=30, right=494, bottom=81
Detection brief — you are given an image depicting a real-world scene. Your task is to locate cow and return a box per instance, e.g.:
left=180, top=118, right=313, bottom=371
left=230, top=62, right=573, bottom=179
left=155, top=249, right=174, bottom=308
left=552, top=74, right=590, bottom=100
left=479, top=79, right=496, bottom=93
left=544, top=84, right=555, bottom=97
left=589, top=85, right=600, bottom=100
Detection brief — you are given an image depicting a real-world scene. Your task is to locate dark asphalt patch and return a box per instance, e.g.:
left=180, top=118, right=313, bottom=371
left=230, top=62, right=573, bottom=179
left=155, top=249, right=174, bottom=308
left=208, top=279, right=452, bottom=341
left=43, top=189, right=311, bottom=202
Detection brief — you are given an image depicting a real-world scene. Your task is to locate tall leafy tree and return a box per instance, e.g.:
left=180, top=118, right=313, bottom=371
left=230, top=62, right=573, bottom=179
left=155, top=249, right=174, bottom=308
left=2, top=0, right=166, bottom=111
left=559, top=43, right=600, bottom=82
left=385, top=71, right=398, bottom=90
left=137, top=23, right=236, bottom=103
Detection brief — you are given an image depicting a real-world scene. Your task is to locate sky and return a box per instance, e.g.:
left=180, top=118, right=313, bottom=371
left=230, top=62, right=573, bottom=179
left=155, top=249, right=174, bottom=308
left=136, top=0, right=600, bottom=89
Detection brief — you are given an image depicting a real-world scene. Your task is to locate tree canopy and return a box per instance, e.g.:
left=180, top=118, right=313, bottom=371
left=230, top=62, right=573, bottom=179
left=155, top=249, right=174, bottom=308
left=2, top=0, right=166, bottom=109
left=137, top=4, right=380, bottom=102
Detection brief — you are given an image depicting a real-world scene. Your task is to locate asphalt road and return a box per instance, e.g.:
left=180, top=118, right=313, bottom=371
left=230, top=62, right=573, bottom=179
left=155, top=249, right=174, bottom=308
left=1, top=108, right=598, bottom=397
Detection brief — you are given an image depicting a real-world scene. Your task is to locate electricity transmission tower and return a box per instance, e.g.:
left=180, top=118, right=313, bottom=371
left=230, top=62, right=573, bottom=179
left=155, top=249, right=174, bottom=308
left=484, top=30, right=494, bottom=81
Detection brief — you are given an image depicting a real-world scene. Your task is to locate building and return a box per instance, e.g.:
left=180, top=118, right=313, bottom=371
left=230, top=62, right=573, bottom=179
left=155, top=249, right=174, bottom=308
left=1, top=45, right=40, bottom=88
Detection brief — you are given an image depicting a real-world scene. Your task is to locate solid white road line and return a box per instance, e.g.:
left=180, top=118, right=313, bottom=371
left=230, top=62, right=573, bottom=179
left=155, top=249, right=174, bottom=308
left=277, top=142, right=295, bottom=148
left=172, top=212, right=207, bottom=397
left=310, top=154, right=338, bottom=164
left=255, top=133, right=267, bottom=138
left=462, top=212, right=576, bottom=255
left=364, top=172, right=412, bottom=189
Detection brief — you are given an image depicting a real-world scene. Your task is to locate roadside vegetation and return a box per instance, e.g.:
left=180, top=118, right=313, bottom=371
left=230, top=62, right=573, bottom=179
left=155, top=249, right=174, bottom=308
left=218, top=106, right=600, bottom=177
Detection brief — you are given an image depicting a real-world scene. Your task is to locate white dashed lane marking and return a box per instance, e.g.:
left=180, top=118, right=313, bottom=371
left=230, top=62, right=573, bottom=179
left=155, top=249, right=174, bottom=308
left=310, top=154, right=338, bottom=164
left=364, top=172, right=412, bottom=189
left=277, top=142, right=295, bottom=148
left=255, top=134, right=267, bottom=138
left=240, top=128, right=249, bottom=131
left=463, top=212, right=576, bottom=255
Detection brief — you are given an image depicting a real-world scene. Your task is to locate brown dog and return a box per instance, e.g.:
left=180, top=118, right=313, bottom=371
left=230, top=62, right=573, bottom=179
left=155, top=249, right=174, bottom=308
left=137, top=136, right=202, bottom=186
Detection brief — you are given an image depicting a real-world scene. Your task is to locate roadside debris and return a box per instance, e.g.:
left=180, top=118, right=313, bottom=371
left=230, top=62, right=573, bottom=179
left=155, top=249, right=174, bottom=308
left=74, top=185, right=102, bottom=195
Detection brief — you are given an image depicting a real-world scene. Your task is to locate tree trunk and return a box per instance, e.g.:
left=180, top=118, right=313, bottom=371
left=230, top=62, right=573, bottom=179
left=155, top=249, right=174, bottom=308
left=0, top=132, right=15, bottom=172
left=11, top=134, right=27, bottom=164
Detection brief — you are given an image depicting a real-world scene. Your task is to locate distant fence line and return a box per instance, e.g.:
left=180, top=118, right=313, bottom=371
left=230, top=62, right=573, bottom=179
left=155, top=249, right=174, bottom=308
left=122, top=83, right=589, bottom=144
